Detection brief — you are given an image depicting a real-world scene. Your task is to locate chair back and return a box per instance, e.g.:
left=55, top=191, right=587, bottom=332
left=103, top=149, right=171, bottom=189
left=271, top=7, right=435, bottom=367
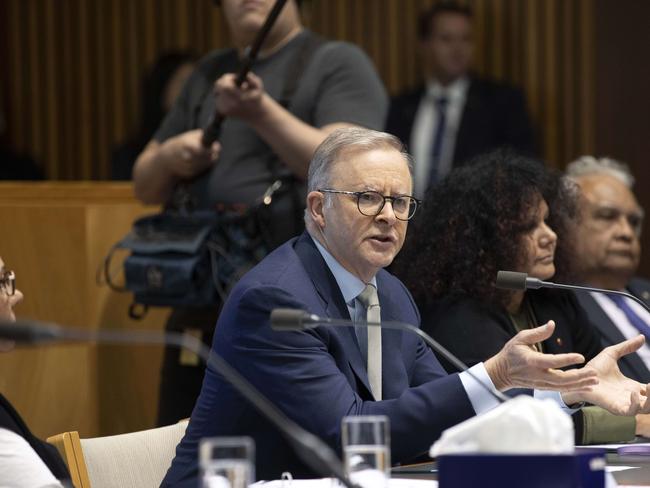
left=48, top=420, right=188, bottom=488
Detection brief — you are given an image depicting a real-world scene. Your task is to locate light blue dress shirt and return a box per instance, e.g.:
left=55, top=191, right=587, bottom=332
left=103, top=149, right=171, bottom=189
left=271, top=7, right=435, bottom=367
left=311, top=235, right=501, bottom=415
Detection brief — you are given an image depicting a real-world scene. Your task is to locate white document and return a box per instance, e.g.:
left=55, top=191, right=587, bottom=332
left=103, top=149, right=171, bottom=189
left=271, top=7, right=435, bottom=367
left=252, top=479, right=437, bottom=488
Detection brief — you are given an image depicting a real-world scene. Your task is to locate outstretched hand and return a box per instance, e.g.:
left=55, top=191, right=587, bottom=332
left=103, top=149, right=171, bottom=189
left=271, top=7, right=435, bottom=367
left=485, top=321, right=599, bottom=391
left=562, top=335, right=650, bottom=416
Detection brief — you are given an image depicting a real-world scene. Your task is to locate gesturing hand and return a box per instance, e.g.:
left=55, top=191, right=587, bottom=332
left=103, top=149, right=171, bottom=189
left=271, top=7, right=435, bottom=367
left=562, top=335, right=650, bottom=416
left=485, top=321, right=599, bottom=391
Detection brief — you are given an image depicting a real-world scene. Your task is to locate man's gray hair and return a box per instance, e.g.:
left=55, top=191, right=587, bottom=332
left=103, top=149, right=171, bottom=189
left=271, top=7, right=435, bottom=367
left=566, top=155, right=635, bottom=188
left=307, top=127, right=413, bottom=193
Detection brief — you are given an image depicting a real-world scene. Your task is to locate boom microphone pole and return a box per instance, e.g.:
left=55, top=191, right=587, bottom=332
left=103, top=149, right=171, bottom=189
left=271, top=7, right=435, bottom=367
left=201, top=0, right=289, bottom=146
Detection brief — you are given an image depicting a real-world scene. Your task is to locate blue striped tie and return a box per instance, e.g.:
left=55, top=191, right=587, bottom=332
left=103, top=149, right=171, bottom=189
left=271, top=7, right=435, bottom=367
left=607, top=294, right=650, bottom=342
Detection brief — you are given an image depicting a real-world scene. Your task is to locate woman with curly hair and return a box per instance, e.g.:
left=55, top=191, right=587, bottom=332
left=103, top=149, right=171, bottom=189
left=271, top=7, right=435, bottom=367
left=396, top=149, right=649, bottom=443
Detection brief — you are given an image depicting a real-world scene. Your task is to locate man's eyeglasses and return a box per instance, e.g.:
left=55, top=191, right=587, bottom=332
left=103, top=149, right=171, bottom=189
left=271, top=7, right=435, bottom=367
left=319, top=189, right=421, bottom=221
left=0, top=270, right=15, bottom=296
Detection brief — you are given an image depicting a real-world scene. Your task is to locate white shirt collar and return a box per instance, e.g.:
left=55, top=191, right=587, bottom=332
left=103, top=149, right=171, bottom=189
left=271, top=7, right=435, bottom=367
left=426, top=76, right=470, bottom=101
left=309, top=234, right=377, bottom=305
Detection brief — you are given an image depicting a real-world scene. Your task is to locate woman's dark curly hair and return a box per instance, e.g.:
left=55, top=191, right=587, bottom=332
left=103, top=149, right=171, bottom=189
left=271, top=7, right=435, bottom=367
left=395, top=148, right=578, bottom=309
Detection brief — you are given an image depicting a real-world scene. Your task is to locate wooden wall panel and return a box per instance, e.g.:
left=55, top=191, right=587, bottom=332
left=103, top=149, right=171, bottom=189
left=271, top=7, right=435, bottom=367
left=594, top=0, right=650, bottom=280
left=0, top=0, right=595, bottom=173
left=0, top=203, right=98, bottom=438
left=0, top=183, right=168, bottom=438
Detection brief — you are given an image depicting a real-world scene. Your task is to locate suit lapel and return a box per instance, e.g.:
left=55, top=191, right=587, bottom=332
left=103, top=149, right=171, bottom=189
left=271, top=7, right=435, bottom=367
left=575, top=292, right=650, bottom=381
left=628, top=280, right=650, bottom=307
left=575, top=293, right=625, bottom=345
left=576, top=293, right=628, bottom=346
left=293, top=233, right=374, bottom=396
left=624, top=281, right=650, bottom=380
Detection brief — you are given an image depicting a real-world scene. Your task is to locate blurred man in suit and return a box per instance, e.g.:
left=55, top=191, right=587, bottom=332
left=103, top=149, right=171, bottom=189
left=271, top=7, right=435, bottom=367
left=567, top=156, right=650, bottom=383
left=386, top=2, right=535, bottom=197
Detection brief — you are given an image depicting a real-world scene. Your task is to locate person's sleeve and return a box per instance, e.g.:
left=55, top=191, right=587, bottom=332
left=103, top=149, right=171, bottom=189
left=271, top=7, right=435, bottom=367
left=458, top=363, right=501, bottom=414
left=534, top=389, right=582, bottom=414
left=533, top=392, right=636, bottom=444
left=310, top=42, right=388, bottom=130
left=573, top=406, right=636, bottom=444
left=218, top=284, right=475, bottom=464
left=0, top=428, right=63, bottom=487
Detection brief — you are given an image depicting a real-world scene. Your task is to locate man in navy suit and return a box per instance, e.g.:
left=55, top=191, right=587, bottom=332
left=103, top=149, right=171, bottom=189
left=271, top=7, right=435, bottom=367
left=386, top=2, right=535, bottom=197
left=567, top=156, right=650, bottom=384
left=163, top=129, right=649, bottom=486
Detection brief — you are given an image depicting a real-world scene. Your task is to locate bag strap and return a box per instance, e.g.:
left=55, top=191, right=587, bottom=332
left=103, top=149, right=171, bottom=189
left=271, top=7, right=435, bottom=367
left=261, top=32, right=327, bottom=242
left=98, top=242, right=128, bottom=292
left=170, top=49, right=241, bottom=212
left=268, top=31, right=326, bottom=180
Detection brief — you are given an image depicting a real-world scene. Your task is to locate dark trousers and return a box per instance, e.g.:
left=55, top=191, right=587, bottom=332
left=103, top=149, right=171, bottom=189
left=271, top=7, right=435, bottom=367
left=157, top=305, right=221, bottom=426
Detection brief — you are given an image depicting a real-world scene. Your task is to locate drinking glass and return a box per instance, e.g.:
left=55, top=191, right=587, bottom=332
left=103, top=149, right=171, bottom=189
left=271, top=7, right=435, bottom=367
left=199, top=436, right=254, bottom=488
left=341, top=415, right=390, bottom=484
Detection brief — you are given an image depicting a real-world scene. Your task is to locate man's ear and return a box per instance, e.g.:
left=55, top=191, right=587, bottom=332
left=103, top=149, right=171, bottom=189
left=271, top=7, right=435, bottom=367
left=306, top=191, right=326, bottom=229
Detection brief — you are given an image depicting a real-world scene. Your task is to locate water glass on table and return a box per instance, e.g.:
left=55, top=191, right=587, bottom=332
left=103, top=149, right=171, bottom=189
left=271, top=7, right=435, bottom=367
left=199, top=436, right=255, bottom=488
left=342, top=415, right=391, bottom=485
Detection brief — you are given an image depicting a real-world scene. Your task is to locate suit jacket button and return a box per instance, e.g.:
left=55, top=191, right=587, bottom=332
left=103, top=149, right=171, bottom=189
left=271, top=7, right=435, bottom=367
left=556, top=337, right=563, bottom=347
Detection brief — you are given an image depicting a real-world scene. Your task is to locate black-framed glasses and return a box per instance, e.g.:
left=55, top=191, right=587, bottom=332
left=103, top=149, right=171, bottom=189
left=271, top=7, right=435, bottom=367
left=0, top=270, right=15, bottom=296
left=319, top=189, right=421, bottom=221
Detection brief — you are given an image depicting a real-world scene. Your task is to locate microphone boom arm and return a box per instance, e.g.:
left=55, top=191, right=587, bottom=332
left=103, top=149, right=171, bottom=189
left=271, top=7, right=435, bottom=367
left=300, top=316, right=509, bottom=404
left=530, top=278, right=650, bottom=313
left=6, top=322, right=358, bottom=488
left=497, top=271, right=650, bottom=314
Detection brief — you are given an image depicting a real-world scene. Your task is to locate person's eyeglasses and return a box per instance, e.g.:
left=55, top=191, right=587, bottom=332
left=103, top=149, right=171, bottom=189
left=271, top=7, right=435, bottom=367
left=319, top=189, right=421, bottom=221
left=0, top=270, right=15, bottom=296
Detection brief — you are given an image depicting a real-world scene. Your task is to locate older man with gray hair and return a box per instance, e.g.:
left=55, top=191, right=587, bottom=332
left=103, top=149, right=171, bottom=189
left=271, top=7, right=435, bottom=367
left=163, top=131, right=650, bottom=486
left=567, top=156, right=650, bottom=383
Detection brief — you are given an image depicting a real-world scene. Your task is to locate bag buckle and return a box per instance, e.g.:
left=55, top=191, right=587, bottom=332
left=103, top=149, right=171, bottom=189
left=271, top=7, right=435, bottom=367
left=262, top=180, right=283, bottom=205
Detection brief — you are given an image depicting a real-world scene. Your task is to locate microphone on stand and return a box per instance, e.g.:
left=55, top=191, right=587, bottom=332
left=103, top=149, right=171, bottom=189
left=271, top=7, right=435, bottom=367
left=270, top=308, right=509, bottom=404
left=0, top=319, right=359, bottom=488
left=495, top=270, right=650, bottom=313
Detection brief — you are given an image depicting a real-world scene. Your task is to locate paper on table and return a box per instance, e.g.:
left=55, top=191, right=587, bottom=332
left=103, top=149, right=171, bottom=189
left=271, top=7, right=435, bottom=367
left=251, top=479, right=438, bottom=487
left=579, top=443, right=650, bottom=450
left=606, top=466, right=641, bottom=472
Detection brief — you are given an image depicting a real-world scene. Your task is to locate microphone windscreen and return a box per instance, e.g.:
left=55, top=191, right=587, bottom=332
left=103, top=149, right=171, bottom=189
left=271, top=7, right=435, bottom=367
left=270, top=309, right=308, bottom=330
left=495, top=271, right=528, bottom=291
